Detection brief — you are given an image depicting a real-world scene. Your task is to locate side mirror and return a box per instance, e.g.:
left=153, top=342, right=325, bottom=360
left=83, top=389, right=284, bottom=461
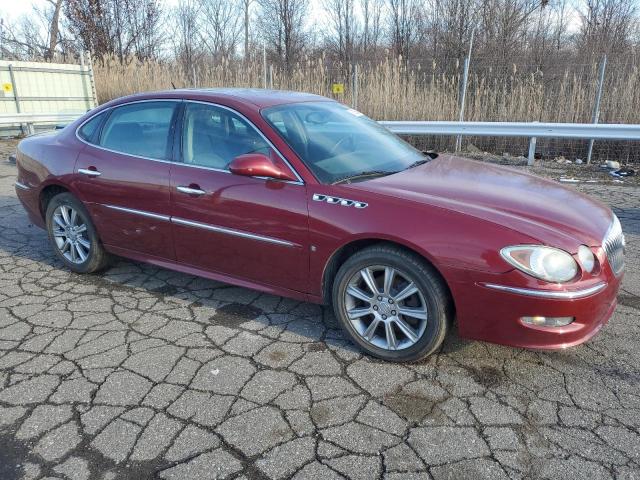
left=229, top=153, right=297, bottom=182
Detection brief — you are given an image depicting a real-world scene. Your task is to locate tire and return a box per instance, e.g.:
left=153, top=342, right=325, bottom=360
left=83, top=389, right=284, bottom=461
left=332, top=244, right=452, bottom=362
left=45, top=192, right=111, bottom=273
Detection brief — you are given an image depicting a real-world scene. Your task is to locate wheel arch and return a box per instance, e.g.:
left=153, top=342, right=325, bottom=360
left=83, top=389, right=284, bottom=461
left=39, top=183, right=71, bottom=220
left=321, top=236, right=456, bottom=313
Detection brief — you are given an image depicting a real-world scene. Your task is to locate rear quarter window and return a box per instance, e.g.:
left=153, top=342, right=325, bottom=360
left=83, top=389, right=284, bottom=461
left=77, top=112, right=107, bottom=143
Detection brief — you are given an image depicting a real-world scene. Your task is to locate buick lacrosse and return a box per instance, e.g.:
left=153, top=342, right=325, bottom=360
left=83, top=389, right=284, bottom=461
left=15, top=89, right=624, bottom=361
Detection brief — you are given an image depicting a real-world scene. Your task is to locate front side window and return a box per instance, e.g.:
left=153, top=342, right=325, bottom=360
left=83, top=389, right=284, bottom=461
left=262, top=102, right=425, bottom=184
left=181, top=102, right=270, bottom=169
left=100, top=101, right=178, bottom=160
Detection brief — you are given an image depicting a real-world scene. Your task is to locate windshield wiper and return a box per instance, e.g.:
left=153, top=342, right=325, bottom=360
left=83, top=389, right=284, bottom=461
left=332, top=170, right=397, bottom=185
left=405, top=159, right=430, bottom=170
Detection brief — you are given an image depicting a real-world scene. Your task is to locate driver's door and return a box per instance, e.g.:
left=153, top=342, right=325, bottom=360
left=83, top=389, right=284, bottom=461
left=169, top=101, right=310, bottom=294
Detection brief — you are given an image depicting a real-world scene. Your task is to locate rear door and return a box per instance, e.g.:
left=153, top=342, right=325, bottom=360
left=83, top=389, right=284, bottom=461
left=73, top=100, right=180, bottom=259
left=169, top=101, right=310, bottom=293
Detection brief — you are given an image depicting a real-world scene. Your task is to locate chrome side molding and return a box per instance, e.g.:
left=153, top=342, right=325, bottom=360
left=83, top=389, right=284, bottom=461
left=104, top=205, right=171, bottom=222
left=312, top=194, right=367, bottom=209
left=15, top=181, right=30, bottom=190
left=104, top=204, right=296, bottom=248
left=172, top=217, right=297, bottom=247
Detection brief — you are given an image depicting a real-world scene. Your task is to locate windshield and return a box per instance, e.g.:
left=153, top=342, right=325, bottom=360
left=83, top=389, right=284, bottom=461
left=262, top=102, right=425, bottom=184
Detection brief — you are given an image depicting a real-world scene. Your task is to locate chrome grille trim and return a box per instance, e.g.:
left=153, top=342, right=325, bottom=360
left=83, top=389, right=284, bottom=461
left=603, top=214, right=625, bottom=276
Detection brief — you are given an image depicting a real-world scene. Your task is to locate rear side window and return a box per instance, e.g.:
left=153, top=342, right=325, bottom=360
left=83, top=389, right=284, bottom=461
left=99, top=101, right=179, bottom=160
left=77, top=112, right=106, bottom=143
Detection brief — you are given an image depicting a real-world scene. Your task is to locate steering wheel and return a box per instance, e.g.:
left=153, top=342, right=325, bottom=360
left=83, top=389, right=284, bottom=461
left=328, top=134, right=354, bottom=157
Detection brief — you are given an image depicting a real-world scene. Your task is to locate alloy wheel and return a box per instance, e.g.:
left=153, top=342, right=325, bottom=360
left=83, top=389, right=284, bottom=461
left=51, top=205, right=90, bottom=264
left=343, top=265, right=428, bottom=351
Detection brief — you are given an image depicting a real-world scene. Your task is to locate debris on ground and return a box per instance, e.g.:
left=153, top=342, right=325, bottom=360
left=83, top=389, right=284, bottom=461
left=603, top=160, right=621, bottom=169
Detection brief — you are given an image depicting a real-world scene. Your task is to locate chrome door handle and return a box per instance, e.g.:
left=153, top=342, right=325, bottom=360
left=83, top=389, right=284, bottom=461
left=177, top=186, right=206, bottom=196
left=78, top=168, right=101, bottom=177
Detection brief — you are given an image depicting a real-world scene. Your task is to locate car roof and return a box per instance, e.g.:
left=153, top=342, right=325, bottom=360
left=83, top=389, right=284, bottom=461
left=108, top=88, right=332, bottom=109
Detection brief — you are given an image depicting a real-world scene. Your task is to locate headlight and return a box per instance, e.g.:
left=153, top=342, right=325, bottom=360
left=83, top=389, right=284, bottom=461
left=577, top=245, right=595, bottom=273
left=501, top=245, right=578, bottom=283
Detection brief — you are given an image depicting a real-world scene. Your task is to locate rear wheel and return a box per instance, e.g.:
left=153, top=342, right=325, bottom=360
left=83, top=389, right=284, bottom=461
left=45, top=193, right=110, bottom=273
left=332, top=245, right=451, bottom=362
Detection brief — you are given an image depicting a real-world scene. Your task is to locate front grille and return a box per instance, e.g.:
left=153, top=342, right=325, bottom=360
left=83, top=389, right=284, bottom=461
left=603, top=215, right=625, bottom=276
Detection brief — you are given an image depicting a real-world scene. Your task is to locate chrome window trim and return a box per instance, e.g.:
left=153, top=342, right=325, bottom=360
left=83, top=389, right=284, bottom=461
left=75, top=98, right=305, bottom=185
left=172, top=217, right=297, bottom=247
left=15, top=181, right=30, bottom=190
left=482, top=282, right=607, bottom=299
left=104, top=204, right=171, bottom=222
left=103, top=204, right=296, bottom=248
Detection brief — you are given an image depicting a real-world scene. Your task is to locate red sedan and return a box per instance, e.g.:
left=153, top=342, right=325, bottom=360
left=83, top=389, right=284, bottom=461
left=14, top=89, right=624, bottom=362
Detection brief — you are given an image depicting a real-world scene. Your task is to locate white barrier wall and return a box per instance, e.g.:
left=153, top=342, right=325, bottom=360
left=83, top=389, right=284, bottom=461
left=0, top=57, right=97, bottom=136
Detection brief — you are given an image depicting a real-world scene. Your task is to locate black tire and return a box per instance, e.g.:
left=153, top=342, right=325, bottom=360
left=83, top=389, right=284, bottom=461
left=45, top=192, right=111, bottom=273
left=332, top=244, right=452, bottom=362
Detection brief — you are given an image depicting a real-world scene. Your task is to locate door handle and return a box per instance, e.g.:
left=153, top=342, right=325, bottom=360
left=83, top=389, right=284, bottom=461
left=78, top=168, right=101, bottom=177
left=177, top=185, right=206, bottom=196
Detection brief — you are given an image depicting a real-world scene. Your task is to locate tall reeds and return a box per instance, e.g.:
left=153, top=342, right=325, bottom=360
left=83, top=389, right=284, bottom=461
left=93, top=55, right=640, bottom=125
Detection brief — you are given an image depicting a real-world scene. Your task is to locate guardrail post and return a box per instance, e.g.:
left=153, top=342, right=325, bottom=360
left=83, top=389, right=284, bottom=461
left=527, top=121, right=539, bottom=165
left=587, top=55, right=607, bottom=165
left=527, top=136, right=537, bottom=166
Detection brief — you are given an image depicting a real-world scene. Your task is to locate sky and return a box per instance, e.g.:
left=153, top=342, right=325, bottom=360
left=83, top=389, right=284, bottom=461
left=0, top=0, right=182, bottom=21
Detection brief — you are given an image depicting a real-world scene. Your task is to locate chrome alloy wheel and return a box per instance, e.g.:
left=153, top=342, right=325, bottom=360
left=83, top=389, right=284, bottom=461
left=343, top=265, right=428, bottom=351
left=51, top=205, right=90, bottom=264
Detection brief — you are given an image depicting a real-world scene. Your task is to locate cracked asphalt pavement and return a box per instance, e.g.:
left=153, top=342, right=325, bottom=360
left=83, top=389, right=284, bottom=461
left=1, top=141, right=639, bottom=479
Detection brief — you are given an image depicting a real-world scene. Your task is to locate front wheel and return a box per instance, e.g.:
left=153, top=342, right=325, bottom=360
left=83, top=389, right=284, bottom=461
left=332, top=245, right=452, bottom=362
left=45, top=192, right=111, bottom=273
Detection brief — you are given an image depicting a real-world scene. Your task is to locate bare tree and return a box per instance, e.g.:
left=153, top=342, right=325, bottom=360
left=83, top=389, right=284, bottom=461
left=324, top=0, right=358, bottom=70
left=477, top=0, right=545, bottom=64
left=386, top=0, right=422, bottom=61
left=170, top=0, right=204, bottom=72
left=361, top=0, right=384, bottom=55
left=45, top=0, right=65, bottom=59
left=64, top=0, right=162, bottom=61
left=578, top=0, right=638, bottom=59
left=257, top=0, right=309, bottom=72
left=243, top=0, right=254, bottom=60
left=200, top=0, right=243, bottom=59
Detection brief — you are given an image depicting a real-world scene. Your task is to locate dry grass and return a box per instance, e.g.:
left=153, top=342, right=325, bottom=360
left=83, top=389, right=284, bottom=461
left=93, top=55, right=640, bottom=125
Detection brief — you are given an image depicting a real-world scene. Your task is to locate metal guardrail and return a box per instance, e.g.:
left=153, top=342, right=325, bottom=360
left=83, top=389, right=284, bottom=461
left=0, top=113, right=83, bottom=124
left=380, top=121, right=640, bottom=141
left=380, top=121, right=640, bottom=165
left=0, top=113, right=84, bottom=135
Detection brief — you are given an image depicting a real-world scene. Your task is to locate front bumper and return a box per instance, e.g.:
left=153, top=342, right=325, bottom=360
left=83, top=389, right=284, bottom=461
left=447, top=266, right=622, bottom=350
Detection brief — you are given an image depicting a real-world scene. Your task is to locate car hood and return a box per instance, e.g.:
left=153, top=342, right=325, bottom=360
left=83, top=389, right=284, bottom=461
left=347, top=155, right=613, bottom=249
